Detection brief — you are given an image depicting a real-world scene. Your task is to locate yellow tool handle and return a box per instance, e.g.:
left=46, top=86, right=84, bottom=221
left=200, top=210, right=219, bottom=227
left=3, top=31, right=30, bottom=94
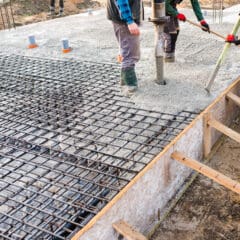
left=205, top=16, right=240, bottom=92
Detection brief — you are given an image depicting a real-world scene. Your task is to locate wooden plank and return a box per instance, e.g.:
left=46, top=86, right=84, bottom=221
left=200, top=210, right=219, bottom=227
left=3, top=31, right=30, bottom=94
left=208, top=118, right=240, bottom=143
left=171, top=151, right=240, bottom=194
left=112, top=220, right=147, bottom=240
left=226, top=92, right=240, bottom=107
left=203, top=112, right=212, bottom=158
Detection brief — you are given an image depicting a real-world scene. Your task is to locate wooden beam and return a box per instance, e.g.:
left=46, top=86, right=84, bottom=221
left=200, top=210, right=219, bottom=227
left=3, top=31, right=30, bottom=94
left=226, top=92, right=240, bottom=107
left=112, top=220, right=147, bottom=240
left=208, top=118, right=240, bottom=143
left=171, top=151, right=240, bottom=194
left=203, top=112, right=212, bottom=158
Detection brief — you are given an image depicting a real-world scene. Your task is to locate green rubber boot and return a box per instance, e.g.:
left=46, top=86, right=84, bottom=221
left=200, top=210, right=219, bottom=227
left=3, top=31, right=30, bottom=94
left=120, top=67, right=138, bottom=87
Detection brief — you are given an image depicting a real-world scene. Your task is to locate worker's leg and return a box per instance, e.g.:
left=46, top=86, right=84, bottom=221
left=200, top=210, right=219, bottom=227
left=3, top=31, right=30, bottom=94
left=162, top=16, right=179, bottom=62
left=170, top=30, right=179, bottom=52
left=169, top=17, right=179, bottom=56
left=113, top=22, right=140, bottom=88
left=50, top=0, right=55, bottom=13
left=50, top=0, right=55, bottom=8
left=59, top=0, right=64, bottom=14
left=59, top=0, right=64, bottom=8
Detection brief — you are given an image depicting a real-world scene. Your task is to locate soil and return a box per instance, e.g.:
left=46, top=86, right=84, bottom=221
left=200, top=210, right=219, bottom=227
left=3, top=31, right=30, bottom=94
left=150, top=118, right=240, bottom=240
left=1, top=0, right=104, bottom=28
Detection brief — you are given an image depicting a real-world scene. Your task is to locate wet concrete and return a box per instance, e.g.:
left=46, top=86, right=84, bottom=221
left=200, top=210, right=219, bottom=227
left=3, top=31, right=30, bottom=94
left=0, top=5, right=239, bottom=113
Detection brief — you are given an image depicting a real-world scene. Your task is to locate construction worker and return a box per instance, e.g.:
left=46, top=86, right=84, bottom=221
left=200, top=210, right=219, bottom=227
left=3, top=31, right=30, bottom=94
left=49, top=0, right=64, bottom=16
left=226, top=34, right=240, bottom=45
left=106, top=0, right=141, bottom=95
left=163, top=0, right=210, bottom=62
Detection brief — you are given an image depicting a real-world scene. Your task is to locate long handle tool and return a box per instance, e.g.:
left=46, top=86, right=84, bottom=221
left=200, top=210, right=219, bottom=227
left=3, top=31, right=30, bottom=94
left=205, top=16, right=240, bottom=93
left=186, top=19, right=226, bottom=40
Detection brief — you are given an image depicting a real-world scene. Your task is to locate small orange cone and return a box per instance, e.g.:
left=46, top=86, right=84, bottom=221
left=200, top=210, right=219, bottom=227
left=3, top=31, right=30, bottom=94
left=62, top=39, right=72, bottom=53
left=28, top=35, right=38, bottom=49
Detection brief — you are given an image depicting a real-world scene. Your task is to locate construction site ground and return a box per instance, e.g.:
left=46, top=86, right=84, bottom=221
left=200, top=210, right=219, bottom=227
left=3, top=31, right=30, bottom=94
left=3, top=0, right=239, bottom=28
left=1, top=0, right=104, bottom=28
left=150, top=120, right=240, bottom=240
left=0, top=2, right=240, bottom=240
left=1, top=5, right=240, bottom=113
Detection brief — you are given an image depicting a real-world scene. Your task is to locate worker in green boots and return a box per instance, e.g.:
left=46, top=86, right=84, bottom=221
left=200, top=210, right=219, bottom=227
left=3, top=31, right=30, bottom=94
left=106, top=0, right=142, bottom=96
left=163, top=0, right=210, bottom=62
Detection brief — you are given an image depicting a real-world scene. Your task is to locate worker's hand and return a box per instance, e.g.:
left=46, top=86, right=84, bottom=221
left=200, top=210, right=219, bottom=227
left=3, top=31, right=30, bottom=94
left=225, top=34, right=239, bottom=45
left=128, top=23, right=140, bottom=35
left=226, top=34, right=236, bottom=42
left=176, top=13, right=186, bottom=22
left=200, top=20, right=210, bottom=33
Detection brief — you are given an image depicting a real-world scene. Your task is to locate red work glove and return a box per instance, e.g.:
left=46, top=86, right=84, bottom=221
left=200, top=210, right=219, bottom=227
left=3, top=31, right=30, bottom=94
left=226, top=34, right=236, bottom=42
left=200, top=20, right=210, bottom=32
left=225, top=34, right=240, bottom=45
left=177, top=13, right=186, bottom=22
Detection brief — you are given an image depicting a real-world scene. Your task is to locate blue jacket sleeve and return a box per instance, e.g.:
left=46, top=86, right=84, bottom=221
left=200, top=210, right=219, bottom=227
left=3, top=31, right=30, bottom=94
left=116, top=0, right=134, bottom=24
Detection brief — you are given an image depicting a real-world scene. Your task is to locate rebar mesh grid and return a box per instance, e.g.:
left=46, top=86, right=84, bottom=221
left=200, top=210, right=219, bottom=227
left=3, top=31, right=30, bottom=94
left=0, top=54, right=198, bottom=239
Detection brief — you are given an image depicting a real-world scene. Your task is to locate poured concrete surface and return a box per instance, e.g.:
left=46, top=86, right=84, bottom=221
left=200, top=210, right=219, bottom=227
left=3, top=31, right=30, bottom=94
left=0, top=5, right=240, bottom=113
left=1, top=4, right=240, bottom=240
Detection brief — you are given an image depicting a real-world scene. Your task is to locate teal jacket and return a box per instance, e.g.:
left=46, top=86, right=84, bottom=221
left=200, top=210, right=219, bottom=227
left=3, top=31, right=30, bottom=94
left=166, top=0, right=204, bottom=21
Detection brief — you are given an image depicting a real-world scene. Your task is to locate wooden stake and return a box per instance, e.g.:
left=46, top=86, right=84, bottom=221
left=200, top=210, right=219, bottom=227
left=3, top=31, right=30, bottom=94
left=112, top=220, right=147, bottom=240
left=171, top=151, right=240, bottom=194
left=203, top=112, right=212, bottom=158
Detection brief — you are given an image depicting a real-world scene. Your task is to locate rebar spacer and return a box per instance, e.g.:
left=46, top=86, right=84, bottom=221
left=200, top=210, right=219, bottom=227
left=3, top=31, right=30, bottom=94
left=62, top=39, right=72, bottom=53
left=28, top=35, right=38, bottom=49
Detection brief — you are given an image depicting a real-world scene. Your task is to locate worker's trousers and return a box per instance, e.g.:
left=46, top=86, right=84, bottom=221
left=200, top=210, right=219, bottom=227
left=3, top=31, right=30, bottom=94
left=161, top=15, right=179, bottom=58
left=113, top=22, right=140, bottom=70
left=50, top=0, right=64, bottom=9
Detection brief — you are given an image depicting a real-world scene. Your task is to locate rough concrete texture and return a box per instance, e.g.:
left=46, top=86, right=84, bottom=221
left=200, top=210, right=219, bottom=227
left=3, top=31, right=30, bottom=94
left=0, top=5, right=239, bottom=114
left=74, top=118, right=203, bottom=240
left=150, top=120, right=240, bottom=240
left=76, top=78, right=240, bottom=240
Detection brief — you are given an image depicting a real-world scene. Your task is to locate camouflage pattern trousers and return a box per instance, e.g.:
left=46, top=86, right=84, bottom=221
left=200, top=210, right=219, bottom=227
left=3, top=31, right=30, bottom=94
left=161, top=15, right=180, bottom=58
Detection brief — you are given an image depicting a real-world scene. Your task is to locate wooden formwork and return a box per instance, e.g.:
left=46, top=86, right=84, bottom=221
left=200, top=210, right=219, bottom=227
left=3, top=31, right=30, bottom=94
left=72, top=76, right=240, bottom=240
